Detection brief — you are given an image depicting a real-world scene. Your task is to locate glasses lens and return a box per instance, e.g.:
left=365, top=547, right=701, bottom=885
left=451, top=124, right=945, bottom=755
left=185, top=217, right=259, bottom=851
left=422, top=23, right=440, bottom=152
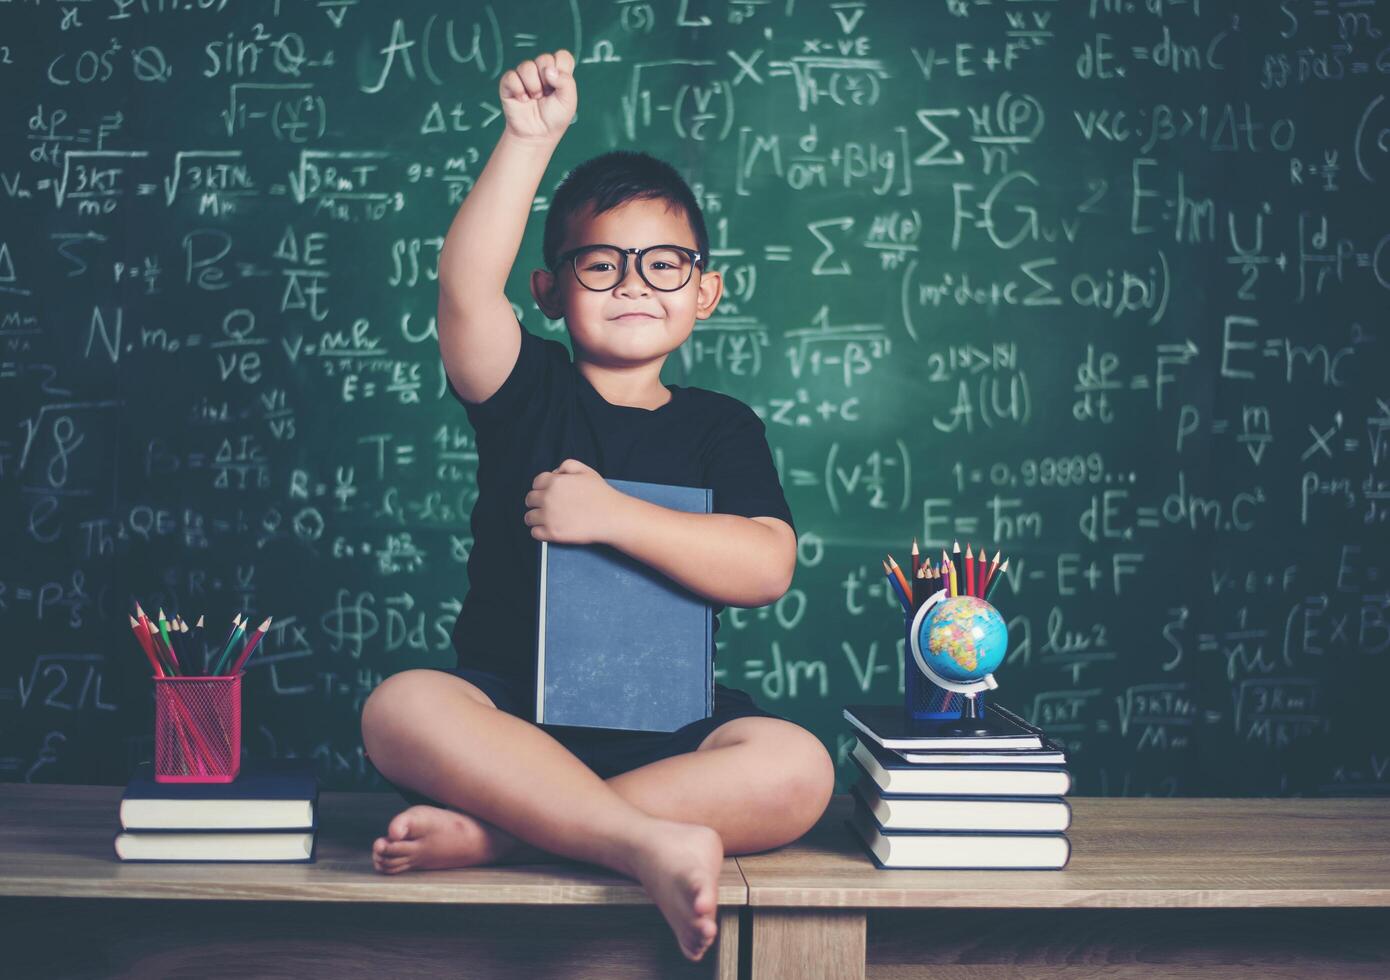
left=573, top=246, right=625, bottom=290
left=641, top=247, right=694, bottom=291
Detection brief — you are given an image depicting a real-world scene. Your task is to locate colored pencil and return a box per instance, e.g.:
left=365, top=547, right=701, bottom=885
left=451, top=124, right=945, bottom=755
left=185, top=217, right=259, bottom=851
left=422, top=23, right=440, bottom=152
left=134, top=609, right=167, bottom=676
left=128, top=614, right=165, bottom=677
left=193, top=615, right=206, bottom=674
left=881, top=560, right=910, bottom=612
left=156, top=609, right=181, bottom=674
left=965, top=543, right=976, bottom=597
left=134, top=603, right=162, bottom=671
left=173, top=617, right=188, bottom=673
left=910, top=539, right=920, bottom=583
left=979, top=550, right=1000, bottom=595
left=227, top=616, right=271, bottom=676
left=142, top=609, right=176, bottom=676
left=886, top=553, right=912, bottom=605
left=212, top=614, right=246, bottom=675
left=983, top=558, right=1008, bottom=603
left=181, top=620, right=197, bottom=675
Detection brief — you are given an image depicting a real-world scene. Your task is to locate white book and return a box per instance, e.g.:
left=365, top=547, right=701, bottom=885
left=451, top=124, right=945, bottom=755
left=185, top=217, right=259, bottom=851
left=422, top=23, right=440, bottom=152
left=853, top=738, right=1072, bottom=797
left=848, top=798, right=1071, bottom=870
left=113, top=830, right=315, bottom=862
left=854, top=778, right=1072, bottom=833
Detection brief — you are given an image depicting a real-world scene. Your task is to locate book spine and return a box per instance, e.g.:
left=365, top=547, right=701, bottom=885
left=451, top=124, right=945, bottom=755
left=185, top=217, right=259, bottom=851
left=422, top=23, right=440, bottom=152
left=986, top=699, right=1045, bottom=736
left=704, top=487, right=713, bottom=717
left=535, top=539, right=548, bottom=723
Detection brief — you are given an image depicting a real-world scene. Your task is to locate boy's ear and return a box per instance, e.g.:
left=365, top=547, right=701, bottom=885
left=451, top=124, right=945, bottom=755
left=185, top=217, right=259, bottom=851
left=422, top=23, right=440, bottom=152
left=530, top=268, right=564, bottom=320
left=693, top=267, right=723, bottom=320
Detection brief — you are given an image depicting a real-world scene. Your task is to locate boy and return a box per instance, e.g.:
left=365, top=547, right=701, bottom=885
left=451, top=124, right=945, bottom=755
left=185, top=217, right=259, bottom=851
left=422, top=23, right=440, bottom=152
left=359, top=49, right=834, bottom=964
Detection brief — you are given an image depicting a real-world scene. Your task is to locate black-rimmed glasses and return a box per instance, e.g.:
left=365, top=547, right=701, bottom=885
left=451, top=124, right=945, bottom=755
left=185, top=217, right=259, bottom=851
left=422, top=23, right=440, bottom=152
left=553, top=244, right=704, bottom=292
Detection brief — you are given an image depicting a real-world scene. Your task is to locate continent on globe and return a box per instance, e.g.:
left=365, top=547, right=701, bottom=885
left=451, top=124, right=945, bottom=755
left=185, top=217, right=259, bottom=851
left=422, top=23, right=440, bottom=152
left=919, top=596, right=1008, bottom=684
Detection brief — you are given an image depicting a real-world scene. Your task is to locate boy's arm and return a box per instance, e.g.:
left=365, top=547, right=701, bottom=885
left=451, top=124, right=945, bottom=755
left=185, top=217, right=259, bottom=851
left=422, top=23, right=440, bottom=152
left=604, top=496, right=796, bottom=609
left=438, top=50, right=576, bottom=404
left=526, top=459, right=794, bottom=606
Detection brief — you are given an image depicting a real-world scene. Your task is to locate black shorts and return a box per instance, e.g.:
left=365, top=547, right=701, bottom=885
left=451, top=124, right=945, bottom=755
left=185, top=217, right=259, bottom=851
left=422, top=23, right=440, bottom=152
left=379, top=665, right=786, bottom=806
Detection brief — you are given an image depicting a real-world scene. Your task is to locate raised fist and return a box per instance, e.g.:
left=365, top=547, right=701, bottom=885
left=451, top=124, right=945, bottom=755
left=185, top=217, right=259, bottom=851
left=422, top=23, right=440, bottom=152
left=500, top=49, right=577, bottom=143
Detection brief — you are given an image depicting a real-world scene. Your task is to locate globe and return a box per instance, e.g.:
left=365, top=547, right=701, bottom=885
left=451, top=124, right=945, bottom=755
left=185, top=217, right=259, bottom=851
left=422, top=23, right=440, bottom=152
left=918, top=596, right=1008, bottom=684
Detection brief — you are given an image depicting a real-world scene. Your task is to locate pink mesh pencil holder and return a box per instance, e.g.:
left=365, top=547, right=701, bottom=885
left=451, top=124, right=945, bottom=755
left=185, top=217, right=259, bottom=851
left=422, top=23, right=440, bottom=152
left=154, top=674, right=242, bottom=783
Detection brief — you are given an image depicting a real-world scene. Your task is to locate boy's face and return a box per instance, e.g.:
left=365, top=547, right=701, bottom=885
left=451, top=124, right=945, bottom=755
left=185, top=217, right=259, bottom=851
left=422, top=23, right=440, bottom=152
left=531, top=198, right=722, bottom=370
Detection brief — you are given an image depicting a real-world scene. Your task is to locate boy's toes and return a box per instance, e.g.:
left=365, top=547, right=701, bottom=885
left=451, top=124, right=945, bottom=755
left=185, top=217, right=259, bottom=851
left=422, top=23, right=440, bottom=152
left=387, top=811, right=414, bottom=840
left=372, top=842, right=414, bottom=872
left=684, top=933, right=710, bottom=962
left=693, top=919, right=717, bottom=958
left=371, top=832, right=420, bottom=873
left=376, top=834, right=418, bottom=859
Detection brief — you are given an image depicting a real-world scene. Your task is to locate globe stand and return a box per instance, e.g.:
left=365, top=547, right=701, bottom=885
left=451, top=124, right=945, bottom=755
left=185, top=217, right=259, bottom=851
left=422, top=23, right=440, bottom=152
left=908, top=589, right=1000, bottom=730
left=941, top=693, right=993, bottom=736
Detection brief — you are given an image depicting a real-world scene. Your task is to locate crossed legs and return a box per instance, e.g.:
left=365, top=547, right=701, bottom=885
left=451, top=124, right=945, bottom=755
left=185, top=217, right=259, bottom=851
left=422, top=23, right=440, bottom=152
left=359, top=669, right=834, bottom=961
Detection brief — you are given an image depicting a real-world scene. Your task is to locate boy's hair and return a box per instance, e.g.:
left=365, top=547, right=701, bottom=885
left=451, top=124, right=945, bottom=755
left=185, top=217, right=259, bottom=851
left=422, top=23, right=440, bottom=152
left=543, top=150, right=710, bottom=274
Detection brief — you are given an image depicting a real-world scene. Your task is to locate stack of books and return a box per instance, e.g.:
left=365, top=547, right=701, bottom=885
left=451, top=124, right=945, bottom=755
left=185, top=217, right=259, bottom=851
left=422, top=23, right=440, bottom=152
left=843, top=702, right=1072, bottom=870
left=113, top=756, right=319, bottom=862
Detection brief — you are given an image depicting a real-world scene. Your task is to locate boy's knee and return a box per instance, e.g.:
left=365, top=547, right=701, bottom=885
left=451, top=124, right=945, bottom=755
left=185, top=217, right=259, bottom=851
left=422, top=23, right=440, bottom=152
left=776, top=733, right=835, bottom=835
left=798, top=739, right=836, bottom=819
left=361, top=669, right=435, bottom=754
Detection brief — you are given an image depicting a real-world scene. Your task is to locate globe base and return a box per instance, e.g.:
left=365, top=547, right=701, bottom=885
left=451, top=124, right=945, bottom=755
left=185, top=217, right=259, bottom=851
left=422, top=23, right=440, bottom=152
left=939, top=695, right=993, bottom=736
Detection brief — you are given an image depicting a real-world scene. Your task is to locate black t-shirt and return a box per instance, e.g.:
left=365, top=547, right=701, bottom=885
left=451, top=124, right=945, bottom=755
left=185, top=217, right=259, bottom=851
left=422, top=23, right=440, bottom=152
left=447, top=319, right=797, bottom=695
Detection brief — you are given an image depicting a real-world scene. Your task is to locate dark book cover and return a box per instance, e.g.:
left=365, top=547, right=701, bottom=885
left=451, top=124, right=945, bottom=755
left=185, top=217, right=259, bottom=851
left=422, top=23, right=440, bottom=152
left=119, top=756, right=319, bottom=833
left=844, top=702, right=1045, bottom=750
left=536, top=478, right=714, bottom=732
left=122, top=756, right=317, bottom=801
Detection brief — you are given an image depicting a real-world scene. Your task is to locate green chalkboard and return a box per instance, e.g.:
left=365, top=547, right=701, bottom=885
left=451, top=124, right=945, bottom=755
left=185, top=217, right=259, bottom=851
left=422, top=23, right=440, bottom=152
left=2, top=0, right=1387, bottom=800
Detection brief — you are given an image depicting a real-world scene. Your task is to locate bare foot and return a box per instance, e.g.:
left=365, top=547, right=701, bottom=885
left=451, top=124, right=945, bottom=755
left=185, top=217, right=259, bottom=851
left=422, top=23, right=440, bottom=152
left=372, top=804, right=549, bottom=873
left=625, top=819, right=724, bottom=963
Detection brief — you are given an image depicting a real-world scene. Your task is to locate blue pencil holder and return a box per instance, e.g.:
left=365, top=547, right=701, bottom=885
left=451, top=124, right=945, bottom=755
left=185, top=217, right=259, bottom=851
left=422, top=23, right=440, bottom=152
left=903, top=599, right=981, bottom=722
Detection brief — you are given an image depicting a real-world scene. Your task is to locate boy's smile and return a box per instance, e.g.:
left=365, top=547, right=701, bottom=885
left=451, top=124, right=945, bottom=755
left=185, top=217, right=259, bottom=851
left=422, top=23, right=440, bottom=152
left=532, top=197, right=722, bottom=409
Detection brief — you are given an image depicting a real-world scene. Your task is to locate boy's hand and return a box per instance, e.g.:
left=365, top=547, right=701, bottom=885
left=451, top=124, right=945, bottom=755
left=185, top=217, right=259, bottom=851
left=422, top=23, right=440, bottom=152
left=500, top=49, right=577, bottom=144
left=525, top=458, right=620, bottom=545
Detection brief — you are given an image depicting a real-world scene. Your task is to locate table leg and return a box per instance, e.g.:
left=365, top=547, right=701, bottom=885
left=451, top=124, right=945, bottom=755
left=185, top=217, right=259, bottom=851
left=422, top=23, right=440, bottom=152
left=750, top=908, right=866, bottom=980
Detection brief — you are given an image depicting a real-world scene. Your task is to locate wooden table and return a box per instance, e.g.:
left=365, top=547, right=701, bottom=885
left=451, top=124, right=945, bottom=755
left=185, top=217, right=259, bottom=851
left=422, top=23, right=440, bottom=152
left=5, top=785, right=1389, bottom=979
left=0, top=783, right=746, bottom=979
left=737, top=795, right=1390, bottom=979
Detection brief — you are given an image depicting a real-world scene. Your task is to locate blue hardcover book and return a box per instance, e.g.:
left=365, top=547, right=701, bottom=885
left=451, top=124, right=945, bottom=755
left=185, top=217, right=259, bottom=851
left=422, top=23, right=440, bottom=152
left=535, top=478, right=714, bottom=732
left=114, top=756, right=318, bottom=863
left=846, top=791, right=1071, bottom=871
left=119, top=756, right=318, bottom=830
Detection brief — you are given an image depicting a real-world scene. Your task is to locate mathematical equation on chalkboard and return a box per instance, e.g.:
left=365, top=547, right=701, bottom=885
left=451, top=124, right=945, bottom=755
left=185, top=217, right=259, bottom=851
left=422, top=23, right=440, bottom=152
left=1, top=0, right=1386, bottom=797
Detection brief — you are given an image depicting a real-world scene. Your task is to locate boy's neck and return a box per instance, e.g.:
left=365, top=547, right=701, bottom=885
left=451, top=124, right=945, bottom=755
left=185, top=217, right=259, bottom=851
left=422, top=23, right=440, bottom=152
left=576, top=358, right=671, bottom=410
